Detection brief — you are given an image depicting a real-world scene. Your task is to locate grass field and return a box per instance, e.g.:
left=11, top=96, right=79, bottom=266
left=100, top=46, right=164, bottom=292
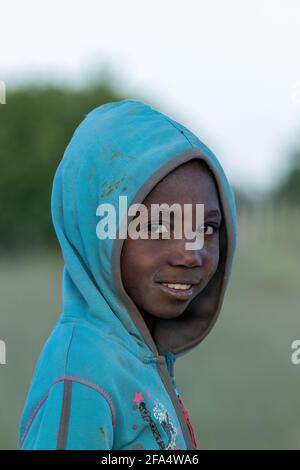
left=0, top=206, right=299, bottom=449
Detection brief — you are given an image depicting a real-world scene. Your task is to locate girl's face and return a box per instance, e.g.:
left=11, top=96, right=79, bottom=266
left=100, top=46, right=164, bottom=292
left=121, top=161, right=222, bottom=323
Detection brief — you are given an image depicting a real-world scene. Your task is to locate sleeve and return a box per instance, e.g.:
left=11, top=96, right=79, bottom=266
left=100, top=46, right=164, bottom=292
left=20, top=379, right=115, bottom=450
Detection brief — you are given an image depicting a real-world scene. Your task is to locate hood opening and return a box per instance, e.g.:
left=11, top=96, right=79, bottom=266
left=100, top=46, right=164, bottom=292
left=112, top=148, right=234, bottom=358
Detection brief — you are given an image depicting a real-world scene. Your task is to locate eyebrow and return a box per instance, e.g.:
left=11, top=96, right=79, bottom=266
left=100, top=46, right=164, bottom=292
left=205, top=209, right=222, bottom=220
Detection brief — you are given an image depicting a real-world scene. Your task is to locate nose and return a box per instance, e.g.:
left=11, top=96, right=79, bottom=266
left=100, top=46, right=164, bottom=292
left=169, top=237, right=204, bottom=268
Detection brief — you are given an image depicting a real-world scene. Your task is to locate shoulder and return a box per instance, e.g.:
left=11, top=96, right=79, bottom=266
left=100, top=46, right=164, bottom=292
left=44, top=319, right=135, bottom=383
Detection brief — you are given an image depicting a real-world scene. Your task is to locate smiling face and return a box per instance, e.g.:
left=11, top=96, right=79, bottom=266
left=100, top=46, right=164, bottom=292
left=120, top=159, right=223, bottom=330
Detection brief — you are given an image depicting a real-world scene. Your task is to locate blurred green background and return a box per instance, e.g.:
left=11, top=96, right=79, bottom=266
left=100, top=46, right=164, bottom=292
left=0, top=81, right=300, bottom=450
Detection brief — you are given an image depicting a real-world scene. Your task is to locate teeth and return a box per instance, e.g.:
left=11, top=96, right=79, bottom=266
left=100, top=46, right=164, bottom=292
left=162, top=283, right=192, bottom=290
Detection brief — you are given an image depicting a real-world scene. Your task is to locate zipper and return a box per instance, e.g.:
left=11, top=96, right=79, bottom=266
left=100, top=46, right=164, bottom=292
left=164, top=352, right=176, bottom=388
left=163, top=352, right=198, bottom=450
left=177, top=396, right=198, bottom=450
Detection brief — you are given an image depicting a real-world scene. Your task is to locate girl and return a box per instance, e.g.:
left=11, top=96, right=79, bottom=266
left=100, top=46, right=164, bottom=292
left=19, top=99, right=237, bottom=450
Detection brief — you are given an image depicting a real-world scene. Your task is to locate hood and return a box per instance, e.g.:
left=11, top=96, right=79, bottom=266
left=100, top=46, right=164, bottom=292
left=51, top=98, right=238, bottom=359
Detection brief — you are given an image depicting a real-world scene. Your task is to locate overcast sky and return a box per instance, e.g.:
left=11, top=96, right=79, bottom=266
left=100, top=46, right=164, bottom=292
left=2, top=0, right=300, bottom=196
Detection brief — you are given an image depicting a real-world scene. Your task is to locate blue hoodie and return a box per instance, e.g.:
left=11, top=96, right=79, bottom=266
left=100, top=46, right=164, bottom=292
left=19, top=99, right=238, bottom=450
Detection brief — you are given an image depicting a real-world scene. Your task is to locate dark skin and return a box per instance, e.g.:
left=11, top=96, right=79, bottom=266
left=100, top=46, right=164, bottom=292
left=120, top=160, right=222, bottom=334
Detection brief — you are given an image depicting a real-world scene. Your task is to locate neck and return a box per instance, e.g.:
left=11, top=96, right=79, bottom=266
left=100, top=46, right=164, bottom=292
left=140, top=308, right=155, bottom=335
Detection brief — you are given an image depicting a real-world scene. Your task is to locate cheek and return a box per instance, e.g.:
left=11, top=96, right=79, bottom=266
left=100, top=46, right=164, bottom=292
left=205, top=244, right=220, bottom=278
left=121, top=241, right=157, bottom=289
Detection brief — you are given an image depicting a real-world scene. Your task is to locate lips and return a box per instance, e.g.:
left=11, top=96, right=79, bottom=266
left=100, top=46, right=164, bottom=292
left=161, top=282, right=192, bottom=290
left=156, top=280, right=200, bottom=286
left=156, top=282, right=195, bottom=300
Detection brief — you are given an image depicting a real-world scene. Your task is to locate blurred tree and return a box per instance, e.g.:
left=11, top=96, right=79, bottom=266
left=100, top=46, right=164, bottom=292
left=0, top=81, right=124, bottom=251
left=274, top=151, right=300, bottom=207
left=233, top=187, right=256, bottom=214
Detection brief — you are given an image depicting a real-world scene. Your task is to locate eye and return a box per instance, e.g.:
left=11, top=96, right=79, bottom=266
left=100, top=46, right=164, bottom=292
left=197, top=224, right=219, bottom=236
left=148, top=222, right=169, bottom=234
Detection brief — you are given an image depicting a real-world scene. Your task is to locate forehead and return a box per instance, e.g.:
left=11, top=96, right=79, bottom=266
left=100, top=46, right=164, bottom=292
left=143, top=160, right=221, bottom=212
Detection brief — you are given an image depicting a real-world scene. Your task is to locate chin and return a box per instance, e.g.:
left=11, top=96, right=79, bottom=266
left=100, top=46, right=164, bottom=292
left=152, top=308, right=185, bottom=320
